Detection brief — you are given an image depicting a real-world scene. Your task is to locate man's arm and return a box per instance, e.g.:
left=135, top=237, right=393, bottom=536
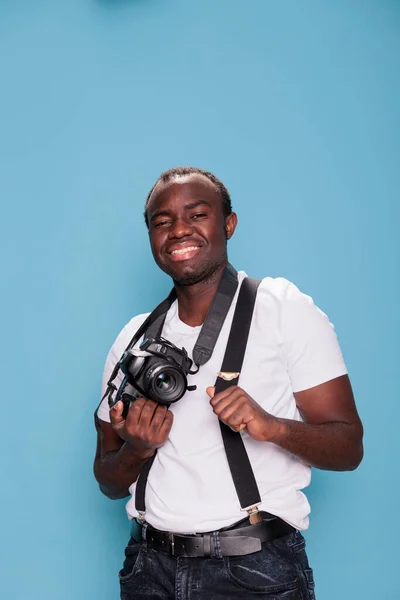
left=207, top=374, right=363, bottom=471
left=93, top=398, right=174, bottom=499
left=275, top=374, right=363, bottom=470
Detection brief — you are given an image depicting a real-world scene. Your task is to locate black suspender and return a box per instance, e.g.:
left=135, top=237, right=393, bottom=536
left=214, top=276, right=262, bottom=522
left=134, top=273, right=263, bottom=522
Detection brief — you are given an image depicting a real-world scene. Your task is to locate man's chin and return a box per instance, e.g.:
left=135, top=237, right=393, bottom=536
left=167, top=264, right=202, bottom=286
left=173, top=273, right=207, bottom=286
left=170, top=261, right=225, bottom=287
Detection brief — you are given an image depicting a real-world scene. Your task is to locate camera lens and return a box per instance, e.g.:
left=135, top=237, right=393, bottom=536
left=145, top=363, right=187, bottom=404
left=155, top=373, right=172, bottom=390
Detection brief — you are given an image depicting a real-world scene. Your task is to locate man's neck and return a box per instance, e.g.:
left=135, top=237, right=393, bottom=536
left=174, top=263, right=227, bottom=327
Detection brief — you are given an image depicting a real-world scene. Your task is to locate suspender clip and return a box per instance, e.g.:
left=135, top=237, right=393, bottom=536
left=243, top=504, right=262, bottom=524
left=137, top=511, right=146, bottom=524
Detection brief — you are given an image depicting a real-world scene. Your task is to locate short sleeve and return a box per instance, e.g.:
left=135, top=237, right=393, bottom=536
left=282, top=282, right=348, bottom=393
left=97, top=313, right=150, bottom=423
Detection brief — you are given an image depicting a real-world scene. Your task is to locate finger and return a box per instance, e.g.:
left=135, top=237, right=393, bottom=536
left=221, top=419, right=247, bottom=432
left=158, top=410, right=174, bottom=439
left=126, top=397, right=155, bottom=426
left=216, top=396, right=245, bottom=421
left=224, top=407, right=255, bottom=432
left=149, top=404, right=168, bottom=431
left=229, top=422, right=247, bottom=432
left=137, top=399, right=159, bottom=427
left=209, top=386, right=242, bottom=407
left=125, top=397, right=146, bottom=427
left=211, top=387, right=243, bottom=410
left=208, top=386, right=239, bottom=404
left=206, top=386, right=215, bottom=398
left=110, top=401, right=125, bottom=426
left=220, top=410, right=249, bottom=432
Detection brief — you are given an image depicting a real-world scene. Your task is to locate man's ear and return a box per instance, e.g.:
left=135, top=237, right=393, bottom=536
left=225, top=212, right=238, bottom=240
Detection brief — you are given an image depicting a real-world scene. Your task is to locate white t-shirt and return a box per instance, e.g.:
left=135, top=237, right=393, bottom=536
left=98, top=272, right=347, bottom=533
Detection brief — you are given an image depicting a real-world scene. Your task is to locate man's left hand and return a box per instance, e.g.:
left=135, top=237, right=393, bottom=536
left=206, top=385, right=284, bottom=442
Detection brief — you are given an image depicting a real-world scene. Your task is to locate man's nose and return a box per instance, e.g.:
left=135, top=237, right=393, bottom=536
left=168, top=218, right=194, bottom=239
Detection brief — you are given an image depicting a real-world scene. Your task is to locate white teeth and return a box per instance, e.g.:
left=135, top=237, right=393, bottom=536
left=171, top=246, right=199, bottom=255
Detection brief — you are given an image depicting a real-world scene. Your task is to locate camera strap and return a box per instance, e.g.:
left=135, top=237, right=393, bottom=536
left=94, top=289, right=178, bottom=435
left=145, top=262, right=239, bottom=368
left=99, top=263, right=239, bottom=413
left=98, top=289, right=177, bottom=410
left=135, top=272, right=263, bottom=524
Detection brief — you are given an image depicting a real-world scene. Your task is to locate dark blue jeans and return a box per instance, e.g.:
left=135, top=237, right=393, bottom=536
left=119, top=525, right=316, bottom=599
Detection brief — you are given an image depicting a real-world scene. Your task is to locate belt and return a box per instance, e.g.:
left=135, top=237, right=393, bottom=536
left=133, top=517, right=295, bottom=557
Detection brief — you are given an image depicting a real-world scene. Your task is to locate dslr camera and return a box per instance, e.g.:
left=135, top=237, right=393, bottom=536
left=110, top=337, right=196, bottom=414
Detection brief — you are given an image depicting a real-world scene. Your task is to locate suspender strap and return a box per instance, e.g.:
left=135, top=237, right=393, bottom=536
left=215, top=276, right=262, bottom=512
left=134, top=453, right=156, bottom=517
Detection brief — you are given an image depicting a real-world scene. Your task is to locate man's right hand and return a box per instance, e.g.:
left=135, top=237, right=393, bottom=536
left=109, top=398, right=174, bottom=459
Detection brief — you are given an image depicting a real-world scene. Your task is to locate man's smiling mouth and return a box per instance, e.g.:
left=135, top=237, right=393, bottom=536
left=170, top=246, right=200, bottom=255
left=168, top=246, right=201, bottom=261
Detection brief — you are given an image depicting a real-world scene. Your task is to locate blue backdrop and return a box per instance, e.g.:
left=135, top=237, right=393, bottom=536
left=1, top=1, right=398, bottom=598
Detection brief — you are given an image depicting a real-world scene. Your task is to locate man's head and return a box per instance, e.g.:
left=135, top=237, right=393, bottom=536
left=144, top=167, right=232, bottom=227
left=144, top=167, right=237, bottom=285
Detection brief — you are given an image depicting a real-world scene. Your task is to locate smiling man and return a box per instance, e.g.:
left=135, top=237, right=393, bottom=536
left=94, top=166, right=363, bottom=600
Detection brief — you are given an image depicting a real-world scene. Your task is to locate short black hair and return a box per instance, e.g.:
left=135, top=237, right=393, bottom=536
left=143, top=166, right=232, bottom=227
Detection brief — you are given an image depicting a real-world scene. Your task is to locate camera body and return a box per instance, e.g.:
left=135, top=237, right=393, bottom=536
left=115, top=337, right=194, bottom=409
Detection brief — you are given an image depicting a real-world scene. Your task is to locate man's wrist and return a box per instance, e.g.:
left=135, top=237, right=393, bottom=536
left=263, top=416, right=289, bottom=445
left=119, top=442, right=155, bottom=463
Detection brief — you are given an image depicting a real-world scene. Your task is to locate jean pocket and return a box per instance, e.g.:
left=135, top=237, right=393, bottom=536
left=280, top=531, right=306, bottom=554
left=118, top=539, right=144, bottom=583
left=224, top=545, right=300, bottom=596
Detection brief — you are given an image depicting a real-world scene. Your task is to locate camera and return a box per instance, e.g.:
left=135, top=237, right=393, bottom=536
left=110, top=337, right=196, bottom=412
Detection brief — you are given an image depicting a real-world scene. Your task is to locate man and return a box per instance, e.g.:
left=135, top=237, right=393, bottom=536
left=94, top=166, right=363, bottom=599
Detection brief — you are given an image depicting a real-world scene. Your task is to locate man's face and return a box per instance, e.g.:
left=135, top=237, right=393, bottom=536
left=146, top=174, right=237, bottom=285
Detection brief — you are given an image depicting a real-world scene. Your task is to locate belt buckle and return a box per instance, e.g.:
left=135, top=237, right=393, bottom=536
left=169, top=532, right=175, bottom=556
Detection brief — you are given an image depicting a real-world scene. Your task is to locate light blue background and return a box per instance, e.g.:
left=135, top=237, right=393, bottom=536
left=1, top=1, right=398, bottom=598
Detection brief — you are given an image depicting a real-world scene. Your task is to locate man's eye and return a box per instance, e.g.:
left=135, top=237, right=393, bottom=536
left=191, top=213, right=207, bottom=220
left=154, top=220, right=170, bottom=228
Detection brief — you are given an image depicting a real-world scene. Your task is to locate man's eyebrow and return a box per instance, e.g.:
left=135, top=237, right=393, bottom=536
left=150, top=200, right=212, bottom=223
left=150, top=209, right=171, bottom=223
left=184, top=199, right=212, bottom=210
